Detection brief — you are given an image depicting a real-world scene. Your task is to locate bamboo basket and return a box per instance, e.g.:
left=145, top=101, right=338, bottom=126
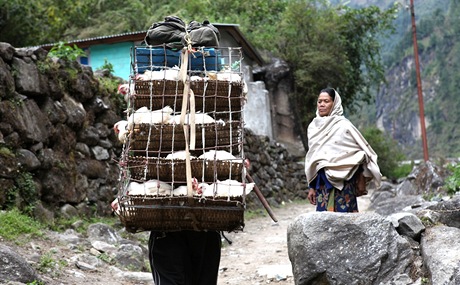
left=117, top=196, right=245, bottom=233
left=116, top=46, right=246, bottom=233
left=127, top=156, right=244, bottom=182
left=129, top=121, right=242, bottom=152
left=133, top=79, right=244, bottom=112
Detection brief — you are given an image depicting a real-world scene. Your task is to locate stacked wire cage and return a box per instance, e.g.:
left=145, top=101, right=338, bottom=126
left=115, top=44, right=249, bottom=233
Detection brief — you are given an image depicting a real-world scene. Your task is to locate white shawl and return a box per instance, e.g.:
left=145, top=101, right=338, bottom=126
left=304, top=90, right=381, bottom=190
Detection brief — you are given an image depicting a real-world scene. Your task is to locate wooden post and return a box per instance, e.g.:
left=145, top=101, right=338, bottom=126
left=410, top=0, right=429, bottom=162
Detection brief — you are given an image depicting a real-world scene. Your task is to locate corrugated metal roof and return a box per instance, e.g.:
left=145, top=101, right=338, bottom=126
left=37, top=30, right=147, bottom=49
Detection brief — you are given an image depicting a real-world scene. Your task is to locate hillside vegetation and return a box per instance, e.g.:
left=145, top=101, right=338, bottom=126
left=381, top=0, right=460, bottom=159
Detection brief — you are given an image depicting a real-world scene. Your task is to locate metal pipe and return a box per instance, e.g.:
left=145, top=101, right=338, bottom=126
left=410, top=0, right=429, bottom=162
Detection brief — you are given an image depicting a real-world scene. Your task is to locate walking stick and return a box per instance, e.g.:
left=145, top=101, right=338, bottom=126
left=246, top=173, right=278, bottom=223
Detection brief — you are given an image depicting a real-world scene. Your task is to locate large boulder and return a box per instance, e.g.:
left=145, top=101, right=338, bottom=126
left=423, top=195, right=460, bottom=229
left=0, top=245, right=42, bottom=283
left=421, top=225, right=460, bottom=284
left=288, top=212, right=415, bottom=285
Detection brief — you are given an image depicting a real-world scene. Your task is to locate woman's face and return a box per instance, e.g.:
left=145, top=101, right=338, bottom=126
left=317, top=92, right=334, bottom=117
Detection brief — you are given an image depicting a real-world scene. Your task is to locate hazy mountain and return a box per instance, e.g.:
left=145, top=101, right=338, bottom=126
left=344, top=0, right=457, bottom=160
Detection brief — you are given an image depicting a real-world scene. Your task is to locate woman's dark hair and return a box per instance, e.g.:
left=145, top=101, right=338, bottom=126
left=320, top=88, right=336, bottom=101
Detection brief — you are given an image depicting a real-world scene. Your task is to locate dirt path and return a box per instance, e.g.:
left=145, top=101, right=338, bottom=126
left=217, top=201, right=313, bottom=285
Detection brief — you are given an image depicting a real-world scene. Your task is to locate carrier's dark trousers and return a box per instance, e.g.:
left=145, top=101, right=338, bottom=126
left=148, top=230, right=222, bottom=285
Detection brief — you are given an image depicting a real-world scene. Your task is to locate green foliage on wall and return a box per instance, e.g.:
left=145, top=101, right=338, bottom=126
left=48, top=42, right=86, bottom=61
left=6, top=172, right=39, bottom=215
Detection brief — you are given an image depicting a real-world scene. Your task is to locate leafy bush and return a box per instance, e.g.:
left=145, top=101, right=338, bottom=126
left=36, top=250, right=68, bottom=277
left=48, top=42, right=86, bottom=61
left=96, top=59, right=114, bottom=74
left=393, top=162, right=414, bottom=179
left=445, top=163, right=460, bottom=195
left=26, top=281, right=45, bottom=285
left=361, top=127, right=407, bottom=180
left=97, top=75, right=126, bottom=118
left=0, top=146, right=15, bottom=157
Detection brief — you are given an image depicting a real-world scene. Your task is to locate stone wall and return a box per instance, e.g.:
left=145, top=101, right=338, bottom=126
left=0, top=42, right=309, bottom=223
left=244, top=129, right=308, bottom=210
left=0, top=42, right=123, bottom=222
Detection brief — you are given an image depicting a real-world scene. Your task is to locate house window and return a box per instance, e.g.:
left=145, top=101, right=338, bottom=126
left=79, top=48, right=90, bottom=65
left=79, top=57, right=89, bottom=65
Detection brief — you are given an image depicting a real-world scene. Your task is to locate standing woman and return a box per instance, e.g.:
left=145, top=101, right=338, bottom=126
left=305, top=88, right=381, bottom=212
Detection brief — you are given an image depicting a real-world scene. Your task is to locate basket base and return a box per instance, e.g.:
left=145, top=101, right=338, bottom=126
left=117, top=196, right=245, bottom=233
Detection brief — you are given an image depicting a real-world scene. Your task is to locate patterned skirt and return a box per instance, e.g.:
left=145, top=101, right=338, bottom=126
left=315, top=180, right=359, bottom=212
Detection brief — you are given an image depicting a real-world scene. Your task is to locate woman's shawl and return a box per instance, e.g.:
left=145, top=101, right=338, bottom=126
left=304, top=91, right=381, bottom=190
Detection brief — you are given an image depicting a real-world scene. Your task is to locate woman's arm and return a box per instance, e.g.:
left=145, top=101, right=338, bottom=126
left=307, top=188, right=316, bottom=205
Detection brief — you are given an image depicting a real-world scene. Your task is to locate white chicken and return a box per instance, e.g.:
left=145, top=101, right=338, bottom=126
left=111, top=197, right=135, bottom=216
left=113, top=120, right=129, bottom=143
left=168, top=112, right=215, bottom=125
left=111, top=179, right=173, bottom=216
left=172, top=177, right=205, bottom=196
left=198, top=150, right=236, bottom=160
left=171, top=185, right=188, bottom=196
left=242, top=80, right=248, bottom=98
left=127, top=179, right=173, bottom=196
left=204, top=72, right=247, bottom=100
left=127, top=106, right=174, bottom=130
left=111, top=198, right=121, bottom=214
left=117, top=83, right=135, bottom=102
left=202, top=179, right=255, bottom=197
left=165, top=151, right=196, bottom=160
left=189, top=75, right=204, bottom=81
left=136, top=67, right=180, bottom=81
left=216, top=71, right=241, bottom=82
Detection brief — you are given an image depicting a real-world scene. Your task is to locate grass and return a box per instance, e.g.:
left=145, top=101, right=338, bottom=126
left=36, top=250, right=68, bottom=278
left=50, top=213, right=119, bottom=234
left=0, top=208, right=44, bottom=243
left=244, top=208, right=268, bottom=220
left=97, top=252, right=115, bottom=265
left=0, top=206, right=121, bottom=244
left=0, top=146, right=15, bottom=157
left=26, top=281, right=46, bottom=285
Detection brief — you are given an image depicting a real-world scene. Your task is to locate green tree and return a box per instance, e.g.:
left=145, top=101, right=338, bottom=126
left=0, top=0, right=46, bottom=46
left=0, top=0, right=93, bottom=46
left=73, top=0, right=156, bottom=39
left=0, top=0, right=287, bottom=49
left=272, top=0, right=397, bottom=150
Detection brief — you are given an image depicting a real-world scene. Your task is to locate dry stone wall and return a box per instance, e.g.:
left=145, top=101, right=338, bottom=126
left=0, top=42, right=124, bottom=222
